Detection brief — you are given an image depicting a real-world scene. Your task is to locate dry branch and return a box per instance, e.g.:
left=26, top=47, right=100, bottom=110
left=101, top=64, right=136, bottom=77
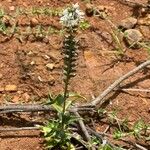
left=86, top=60, right=150, bottom=107
left=0, top=104, right=94, bottom=114
left=0, top=127, right=39, bottom=131
left=114, top=88, right=150, bottom=93
left=74, top=112, right=96, bottom=150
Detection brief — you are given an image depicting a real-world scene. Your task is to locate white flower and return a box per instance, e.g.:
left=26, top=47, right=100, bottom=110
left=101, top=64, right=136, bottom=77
left=60, top=3, right=84, bottom=28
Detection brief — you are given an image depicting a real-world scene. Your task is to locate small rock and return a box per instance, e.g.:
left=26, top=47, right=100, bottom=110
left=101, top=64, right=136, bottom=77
left=38, top=76, right=43, bottom=82
left=30, top=18, right=39, bottom=26
left=8, top=0, right=13, bottom=3
left=2, top=15, right=10, bottom=26
left=124, top=29, right=143, bottom=48
left=30, top=61, right=36, bottom=65
left=5, top=85, right=17, bottom=92
left=22, top=2, right=28, bottom=7
left=119, top=17, right=137, bottom=29
left=9, top=6, right=15, bottom=11
left=22, top=93, right=30, bottom=101
left=85, top=4, right=94, bottom=17
left=43, top=37, right=49, bottom=44
left=46, top=63, right=55, bottom=70
left=28, top=35, right=36, bottom=42
left=42, top=55, right=50, bottom=60
left=101, top=31, right=112, bottom=43
left=27, top=51, right=34, bottom=56
left=12, top=96, right=20, bottom=103
left=47, top=75, right=55, bottom=85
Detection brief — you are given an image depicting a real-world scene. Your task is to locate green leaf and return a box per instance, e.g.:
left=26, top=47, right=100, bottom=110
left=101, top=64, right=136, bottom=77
left=68, top=92, right=86, bottom=100
left=51, top=94, right=64, bottom=113
left=65, top=100, right=72, bottom=110
left=113, top=130, right=126, bottom=139
left=99, top=144, right=113, bottom=150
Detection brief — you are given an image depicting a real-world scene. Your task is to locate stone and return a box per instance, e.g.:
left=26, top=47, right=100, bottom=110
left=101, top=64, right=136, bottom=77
left=47, top=75, right=55, bottom=85
left=30, top=18, right=39, bottom=26
left=8, top=0, right=13, bottom=3
left=12, top=96, right=20, bottom=103
left=5, top=85, right=17, bottom=92
left=43, top=37, right=49, bottom=44
left=22, top=93, right=30, bottom=101
left=30, top=61, right=36, bottom=65
left=46, top=63, right=55, bottom=70
left=2, top=16, right=10, bottom=26
left=9, top=6, right=15, bottom=11
left=28, top=35, right=36, bottom=42
left=42, top=55, right=50, bottom=60
left=119, top=17, right=137, bottom=29
left=38, top=76, right=43, bottom=82
left=124, top=29, right=143, bottom=48
left=85, top=4, right=94, bottom=17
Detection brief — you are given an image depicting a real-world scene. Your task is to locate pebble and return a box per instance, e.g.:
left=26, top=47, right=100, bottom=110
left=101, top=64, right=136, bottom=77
left=43, top=37, right=49, bottom=44
left=119, top=17, right=137, bottom=29
left=5, top=85, right=17, bottom=92
left=30, top=61, right=36, bottom=65
left=2, top=16, right=10, bottom=26
left=47, top=75, right=55, bottom=85
left=12, top=96, right=20, bottom=103
left=38, top=76, right=43, bottom=82
left=28, top=35, right=36, bottom=42
left=85, top=4, right=94, bottom=16
left=42, top=55, right=50, bottom=60
left=30, top=18, right=39, bottom=26
left=46, top=63, right=55, bottom=70
left=124, top=29, right=143, bottom=48
left=22, top=93, right=30, bottom=101
left=9, top=6, right=15, bottom=11
left=8, top=0, right=13, bottom=3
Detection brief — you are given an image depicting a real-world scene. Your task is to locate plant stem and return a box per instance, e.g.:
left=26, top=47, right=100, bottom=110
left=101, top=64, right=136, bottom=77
left=61, top=32, right=74, bottom=130
left=61, top=78, right=69, bottom=130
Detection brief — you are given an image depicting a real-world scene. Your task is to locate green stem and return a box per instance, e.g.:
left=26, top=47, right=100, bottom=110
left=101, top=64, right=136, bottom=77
left=61, top=32, right=74, bottom=130
left=61, top=78, right=69, bottom=130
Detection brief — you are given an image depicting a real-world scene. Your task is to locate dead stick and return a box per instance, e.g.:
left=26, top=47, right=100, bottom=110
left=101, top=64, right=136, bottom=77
left=0, top=104, right=52, bottom=112
left=0, top=104, right=93, bottom=114
left=74, top=112, right=95, bottom=150
left=0, top=127, right=39, bottom=131
left=114, top=88, right=150, bottom=93
left=135, top=143, right=148, bottom=150
left=87, top=127, right=118, bottom=149
left=87, top=60, right=150, bottom=107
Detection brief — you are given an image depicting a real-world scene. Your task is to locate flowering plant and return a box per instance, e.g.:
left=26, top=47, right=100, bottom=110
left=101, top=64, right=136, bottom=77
left=41, top=3, right=85, bottom=149
left=60, top=3, right=84, bottom=29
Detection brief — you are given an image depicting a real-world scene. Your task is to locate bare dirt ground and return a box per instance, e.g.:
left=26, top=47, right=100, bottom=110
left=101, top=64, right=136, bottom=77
left=0, top=0, right=150, bottom=149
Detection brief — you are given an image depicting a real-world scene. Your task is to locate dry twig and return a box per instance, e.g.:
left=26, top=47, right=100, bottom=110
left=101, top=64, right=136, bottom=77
left=0, top=104, right=94, bottom=114
left=0, top=126, right=39, bottom=131
left=85, top=60, right=150, bottom=107
left=74, top=112, right=96, bottom=150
